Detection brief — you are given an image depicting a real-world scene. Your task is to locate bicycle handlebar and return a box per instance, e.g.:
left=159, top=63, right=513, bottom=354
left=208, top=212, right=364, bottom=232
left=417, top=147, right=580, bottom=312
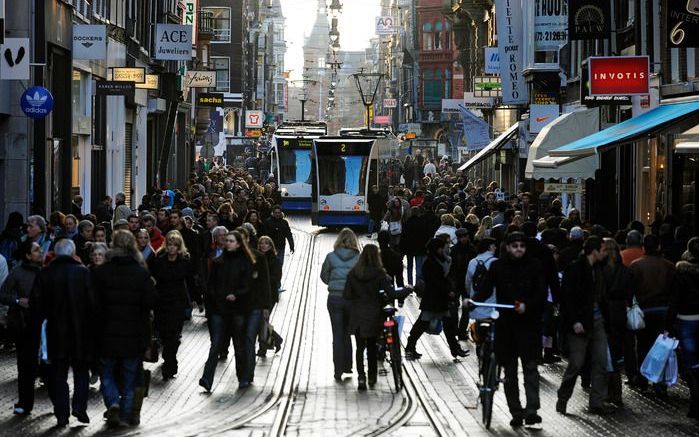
left=469, top=301, right=516, bottom=309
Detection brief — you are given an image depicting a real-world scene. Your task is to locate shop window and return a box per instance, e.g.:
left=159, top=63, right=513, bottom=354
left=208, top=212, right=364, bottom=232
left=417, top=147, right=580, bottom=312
left=203, top=7, right=231, bottom=42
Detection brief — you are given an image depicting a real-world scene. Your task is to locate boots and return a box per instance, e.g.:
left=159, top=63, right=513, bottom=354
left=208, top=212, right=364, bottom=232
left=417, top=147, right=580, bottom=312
left=607, top=371, right=623, bottom=405
left=131, top=386, right=146, bottom=426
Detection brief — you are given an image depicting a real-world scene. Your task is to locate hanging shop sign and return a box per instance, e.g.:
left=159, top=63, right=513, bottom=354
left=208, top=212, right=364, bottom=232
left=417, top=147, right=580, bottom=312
left=183, top=0, right=198, bottom=45
left=580, top=63, right=631, bottom=106
left=245, top=129, right=263, bottom=138
left=530, top=104, right=560, bottom=133
left=667, top=1, right=699, bottom=48
left=441, top=99, right=463, bottom=113
left=568, top=0, right=611, bottom=40
left=20, top=86, right=54, bottom=119
left=72, top=24, right=107, bottom=60
left=495, top=0, right=527, bottom=104
left=245, top=110, right=264, bottom=128
left=375, top=16, right=397, bottom=35
left=185, top=70, right=216, bottom=88
left=544, top=183, right=583, bottom=193
left=534, top=0, right=568, bottom=51
left=484, top=47, right=499, bottom=75
left=112, top=67, right=146, bottom=83
left=0, top=38, right=30, bottom=80
left=383, top=98, right=397, bottom=108
left=154, top=24, right=192, bottom=60
left=473, top=76, right=502, bottom=98
left=198, top=93, right=226, bottom=107
left=374, top=115, right=391, bottom=124
left=136, top=74, right=159, bottom=90
left=96, top=80, right=135, bottom=96
left=588, top=56, right=649, bottom=96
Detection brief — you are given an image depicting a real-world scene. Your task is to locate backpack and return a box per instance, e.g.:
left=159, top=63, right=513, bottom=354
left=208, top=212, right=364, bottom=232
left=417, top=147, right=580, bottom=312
left=471, top=257, right=492, bottom=295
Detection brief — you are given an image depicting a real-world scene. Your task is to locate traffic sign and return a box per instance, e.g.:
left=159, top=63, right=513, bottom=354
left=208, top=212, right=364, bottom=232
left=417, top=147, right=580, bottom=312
left=21, top=86, right=54, bottom=119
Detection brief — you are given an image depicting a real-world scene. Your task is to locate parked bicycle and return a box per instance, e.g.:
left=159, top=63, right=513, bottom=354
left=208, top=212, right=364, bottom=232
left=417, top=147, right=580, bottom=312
left=379, top=287, right=412, bottom=393
left=470, top=300, right=515, bottom=429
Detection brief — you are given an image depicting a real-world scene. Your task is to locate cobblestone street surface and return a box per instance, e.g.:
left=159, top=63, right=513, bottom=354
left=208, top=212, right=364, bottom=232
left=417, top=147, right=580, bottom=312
left=0, top=218, right=697, bottom=436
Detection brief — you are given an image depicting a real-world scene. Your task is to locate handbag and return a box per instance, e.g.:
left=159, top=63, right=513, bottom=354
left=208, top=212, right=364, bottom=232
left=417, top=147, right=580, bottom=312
left=626, top=296, right=645, bottom=331
left=389, top=220, right=402, bottom=236
left=143, top=314, right=160, bottom=363
left=426, top=318, right=443, bottom=335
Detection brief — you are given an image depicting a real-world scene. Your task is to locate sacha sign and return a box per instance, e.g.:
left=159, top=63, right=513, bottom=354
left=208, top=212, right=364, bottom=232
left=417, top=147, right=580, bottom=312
left=588, top=56, right=649, bottom=96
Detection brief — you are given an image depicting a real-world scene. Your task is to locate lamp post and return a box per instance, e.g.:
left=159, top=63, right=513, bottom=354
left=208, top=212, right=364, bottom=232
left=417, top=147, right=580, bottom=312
left=298, top=90, right=308, bottom=121
left=352, top=71, right=383, bottom=132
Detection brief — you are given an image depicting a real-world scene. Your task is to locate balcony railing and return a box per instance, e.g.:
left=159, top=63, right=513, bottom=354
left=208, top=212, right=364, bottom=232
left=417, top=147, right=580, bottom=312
left=199, top=10, right=214, bottom=36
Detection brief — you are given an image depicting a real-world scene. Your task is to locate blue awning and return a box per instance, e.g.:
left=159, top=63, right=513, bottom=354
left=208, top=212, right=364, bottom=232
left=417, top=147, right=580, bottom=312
left=550, top=102, right=699, bottom=157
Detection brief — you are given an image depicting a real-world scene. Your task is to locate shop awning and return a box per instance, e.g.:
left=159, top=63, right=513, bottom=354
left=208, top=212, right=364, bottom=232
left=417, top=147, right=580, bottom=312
left=675, top=142, right=699, bottom=153
left=525, top=108, right=600, bottom=179
left=550, top=101, right=699, bottom=157
left=458, top=122, right=518, bottom=172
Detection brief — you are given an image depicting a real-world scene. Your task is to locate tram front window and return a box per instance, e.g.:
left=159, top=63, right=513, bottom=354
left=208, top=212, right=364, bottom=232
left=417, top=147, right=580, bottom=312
left=279, top=149, right=312, bottom=185
left=318, top=155, right=368, bottom=196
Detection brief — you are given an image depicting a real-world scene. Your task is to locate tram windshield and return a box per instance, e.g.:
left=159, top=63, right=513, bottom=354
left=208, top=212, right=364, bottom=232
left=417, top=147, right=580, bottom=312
left=317, top=155, right=369, bottom=196
left=279, top=148, right=312, bottom=185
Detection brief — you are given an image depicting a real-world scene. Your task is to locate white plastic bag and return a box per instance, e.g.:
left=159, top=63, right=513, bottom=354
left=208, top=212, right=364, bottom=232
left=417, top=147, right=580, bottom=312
left=380, top=220, right=389, bottom=232
left=39, top=319, right=49, bottom=364
left=664, top=350, right=679, bottom=386
left=626, top=297, right=645, bottom=331
left=389, top=220, right=402, bottom=236
left=640, top=334, right=679, bottom=383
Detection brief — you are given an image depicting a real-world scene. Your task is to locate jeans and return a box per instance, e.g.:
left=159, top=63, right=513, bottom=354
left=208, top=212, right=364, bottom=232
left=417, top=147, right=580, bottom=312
left=406, top=255, right=425, bottom=285
left=557, top=318, right=609, bottom=408
left=100, top=357, right=141, bottom=421
left=679, top=319, right=699, bottom=414
left=367, top=218, right=377, bottom=234
left=277, top=247, right=285, bottom=270
left=203, top=314, right=246, bottom=385
left=244, top=310, right=263, bottom=382
left=327, top=295, right=353, bottom=376
left=47, top=359, right=89, bottom=421
left=355, top=336, right=377, bottom=381
left=503, top=358, right=540, bottom=418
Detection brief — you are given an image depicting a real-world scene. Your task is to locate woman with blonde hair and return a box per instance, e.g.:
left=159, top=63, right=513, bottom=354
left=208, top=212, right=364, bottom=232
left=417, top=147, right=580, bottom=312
left=148, top=230, right=198, bottom=380
left=465, top=213, right=480, bottom=227
left=475, top=215, right=493, bottom=240
left=321, top=228, right=360, bottom=381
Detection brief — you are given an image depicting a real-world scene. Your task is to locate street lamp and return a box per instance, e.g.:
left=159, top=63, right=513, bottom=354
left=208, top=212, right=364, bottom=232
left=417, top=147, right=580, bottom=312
left=352, top=71, right=383, bottom=131
left=327, top=0, right=342, bottom=18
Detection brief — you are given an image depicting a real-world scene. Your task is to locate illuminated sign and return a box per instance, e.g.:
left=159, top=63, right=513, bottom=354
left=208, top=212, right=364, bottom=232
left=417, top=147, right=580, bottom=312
left=588, top=56, right=649, bottom=96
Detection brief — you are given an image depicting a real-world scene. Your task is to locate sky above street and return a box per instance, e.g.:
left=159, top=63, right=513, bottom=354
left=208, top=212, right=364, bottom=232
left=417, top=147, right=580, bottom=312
left=280, top=0, right=381, bottom=80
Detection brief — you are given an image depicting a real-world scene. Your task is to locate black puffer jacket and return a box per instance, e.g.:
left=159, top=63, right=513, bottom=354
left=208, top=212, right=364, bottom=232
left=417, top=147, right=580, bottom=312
left=92, top=255, right=157, bottom=358
left=206, top=250, right=251, bottom=315
left=149, top=252, right=199, bottom=308
left=666, top=258, right=699, bottom=332
left=246, top=248, right=273, bottom=311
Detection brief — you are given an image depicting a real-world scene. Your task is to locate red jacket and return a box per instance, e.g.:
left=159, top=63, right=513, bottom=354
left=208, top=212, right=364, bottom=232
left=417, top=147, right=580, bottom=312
left=150, top=227, right=165, bottom=251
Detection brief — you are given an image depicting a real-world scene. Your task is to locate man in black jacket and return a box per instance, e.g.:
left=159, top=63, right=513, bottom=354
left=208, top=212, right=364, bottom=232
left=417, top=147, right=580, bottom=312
left=263, top=206, right=294, bottom=267
left=475, top=232, right=547, bottom=428
left=449, top=228, right=476, bottom=340
left=30, top=239, right=97, bottom=426
left=556, top=236, right=613, bottom=416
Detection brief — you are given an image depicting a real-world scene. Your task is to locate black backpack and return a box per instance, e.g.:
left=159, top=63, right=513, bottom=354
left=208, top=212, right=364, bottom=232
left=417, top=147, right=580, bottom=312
left=471, top=257, right=492, bottom=295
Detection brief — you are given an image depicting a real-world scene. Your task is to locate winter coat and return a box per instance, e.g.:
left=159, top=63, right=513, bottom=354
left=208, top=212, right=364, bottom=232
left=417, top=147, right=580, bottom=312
left=666, top=258, right=699, bottom=332
left=475, top=254, right=547, bottom=363
left=629, top=255, right=675, bottom=309
left=150, top=227, right=165, bottom=251
left=367, top=192, right=387, bottom=221
left=149, top=252, right=198, bottom=314
left=246, top=248, right=273, bottom=311
left=558, top=240, right=583, bottom=272
left=113, top=203, right=132, bottom=225
left=177, top=226, right=202, bottom=277
left=419, top=255, right=452, bottom=313
left=321, top=247, right=359, bottom=297
left=379, top=244, right=404, bottom=288
left=92, top=255, right=157, bottom=358
left=560, top=256, right=610, bottom=334
left=206, top=250, right=251, bottom=315
left=526, top=237, right=561, bottom=304
left=30, top=256, right=97, bottom=362
left=263, top=216, right=295, bottom=252
left=399, top=215, right=431, bottom=256
left=265, top=251, right=283, bottom=304
left=344, top=266, right=394, bottom=338
left=0, top=261, right=40, bottom=331
left=73, top=233, right=92, bottom=265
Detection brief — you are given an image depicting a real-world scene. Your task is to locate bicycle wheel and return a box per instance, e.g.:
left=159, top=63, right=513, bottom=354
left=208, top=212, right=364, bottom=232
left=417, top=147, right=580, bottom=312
left=481, top=353, right=497, bottom=429
left=390, top=340, right=403, bottom=392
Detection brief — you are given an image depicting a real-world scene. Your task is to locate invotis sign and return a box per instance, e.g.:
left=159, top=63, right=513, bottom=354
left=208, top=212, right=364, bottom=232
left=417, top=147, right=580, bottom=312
left=588, top=56, right=649, bottom=96
left=154, top=24, right=192, bottom=61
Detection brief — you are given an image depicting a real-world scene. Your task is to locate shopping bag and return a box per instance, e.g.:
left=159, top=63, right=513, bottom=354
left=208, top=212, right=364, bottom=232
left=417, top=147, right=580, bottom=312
left=380, top=221, right=389, bottom=232
left=664, top=350, right=679, bottom=386
left=39, top=319, right=49, bottom=364
left=426, top=318, right=443, bottom=335
left=389, top=220, right=402, bottom=236
left=640, top=334, right=679, bottom=383
left=626, top=297, right=646, bottom=331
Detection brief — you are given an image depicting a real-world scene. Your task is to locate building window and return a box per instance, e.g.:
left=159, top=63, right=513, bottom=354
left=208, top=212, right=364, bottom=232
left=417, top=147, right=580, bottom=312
left=445, top=69, right=451, bottom=99
left=210, top=56, right=230, bottom=92
left=422, top=23, right=433, bottom=51
left=423, top=69, right=442, bottom=107
left=445, top=22, right=451, bottom=49
left=203, top=7, right=231, bottom=42
left=435, top=22, right=442, bottom=50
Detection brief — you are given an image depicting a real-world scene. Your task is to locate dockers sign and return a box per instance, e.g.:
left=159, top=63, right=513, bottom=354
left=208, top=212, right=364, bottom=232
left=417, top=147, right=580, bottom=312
left=588, top=56, right=650, bottom=96
left=73, top=25, right=107, bottom=60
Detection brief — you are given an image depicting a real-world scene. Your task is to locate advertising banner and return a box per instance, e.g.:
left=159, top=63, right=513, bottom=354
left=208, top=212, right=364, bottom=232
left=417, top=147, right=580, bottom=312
left=96, top=81, right=135, bottom=97
left=580, top=63, right=631, bottom=106
left=568, top=0, right=611, bottom=40
left=136, top=74, right=159, bottom=90
left=459, top=105, right=490, bottom=151
left=183, top=0, right=198, bottom=45
left=375, top=16, right=397, bottom=35
left=534, top=0, right=568, bottom=50
left=484, top=47, right=499, bottom=75
left=245, top=110, right=264, bottom=128
left=154, top=24, right=192, bottom=60
left=112, top=67, right=145, bottom=83
left=588, top=56, right=649, bottom=96
left=667, top=1, right=699, bottom=48
left=0, top=38, right=30, bottom=80
left=530, top=104, right=560, bottom=133
left=374, top=115, right=391, bottom=124
left=73, top=24, right=107, bottom=60
left=21, top=86, right=54, bottom=119
left=185, top=70, right=216, bottom=88
left=495, top=0, right=527, bottom=104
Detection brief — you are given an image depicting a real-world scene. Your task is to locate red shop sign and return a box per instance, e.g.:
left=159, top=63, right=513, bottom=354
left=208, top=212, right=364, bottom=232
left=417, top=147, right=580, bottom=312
left=588, top=56, right=650, bottom=96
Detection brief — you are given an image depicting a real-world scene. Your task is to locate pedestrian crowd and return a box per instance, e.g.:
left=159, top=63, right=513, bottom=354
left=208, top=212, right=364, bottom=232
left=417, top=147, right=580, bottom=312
left=0, top=162, right=294, bottom=428
left=325, top=151, right=699, bottom=428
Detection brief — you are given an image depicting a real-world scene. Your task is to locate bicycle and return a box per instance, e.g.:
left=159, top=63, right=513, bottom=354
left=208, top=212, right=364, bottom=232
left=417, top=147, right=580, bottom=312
left=470, top=301, right=515, bottom=429
left=379, top=287, right=411, bottom=393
